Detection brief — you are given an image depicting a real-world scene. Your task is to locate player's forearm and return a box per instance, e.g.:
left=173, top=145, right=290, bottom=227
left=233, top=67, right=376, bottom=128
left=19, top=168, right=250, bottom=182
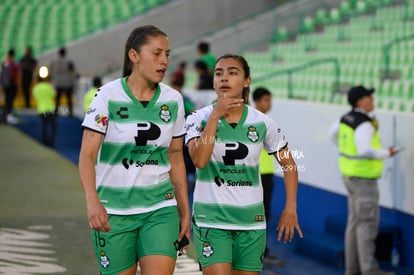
left=283, top=168, right=299, bottom=210
left=189, top=114, right=220, bottom=168
left=78, top=156, right=100, bottom=204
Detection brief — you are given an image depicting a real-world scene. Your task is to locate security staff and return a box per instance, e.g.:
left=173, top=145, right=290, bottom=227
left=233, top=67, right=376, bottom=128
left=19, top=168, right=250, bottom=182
left=329, top=85, right=398, bottom=275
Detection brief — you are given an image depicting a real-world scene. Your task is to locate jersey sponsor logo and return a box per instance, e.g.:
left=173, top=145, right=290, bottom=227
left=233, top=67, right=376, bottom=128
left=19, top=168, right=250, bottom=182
left=214, top=176, right=253, bottom=187
left=116, top=106, right=129, bottom=119
left=247, top=125, right=259, bottom=142
left=130, top=148, right=154, bottom=154
left=134, top=122, right=161, bottom=146
left=159, top=104, right=171, bottom=122
left=222, top=142, right=248, bottom=165
left=214, top=176, right=225, bottom=187
left=122, top=157, right=159, bottom=169
left=219, top=168, right=245, bottom=174
left=226, top=179, right=253, bottom=186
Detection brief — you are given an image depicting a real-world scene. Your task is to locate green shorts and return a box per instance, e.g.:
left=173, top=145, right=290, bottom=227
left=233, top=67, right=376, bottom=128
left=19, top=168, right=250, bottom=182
left=90, top=206, right=179, bottom=275
left=192, top=221, right=266, bottom=272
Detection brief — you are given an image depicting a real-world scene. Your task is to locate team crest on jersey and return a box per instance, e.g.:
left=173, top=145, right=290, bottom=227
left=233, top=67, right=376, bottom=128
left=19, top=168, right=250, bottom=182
left=202, top=242, right=214, bottom=257
left=247, top=126, right=259, bottom=142
left=95, top=114, right=108, bottom=130
left=99, top=250, right=110, bottom=268
left=159, top=104, right=171, bottom=122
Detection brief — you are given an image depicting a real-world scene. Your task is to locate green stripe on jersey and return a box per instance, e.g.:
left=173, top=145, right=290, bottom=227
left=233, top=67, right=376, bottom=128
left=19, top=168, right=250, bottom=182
left=217, top=120, right=267, bottom=144
left=100, top=142, right=169, bottom=166
left=98, top=178, right=174, bottom=210
left=194, top=202, right=265, bottom=227
left=197, top=161, right=260, bottom=186
left=108, top=100, right=179, bottom=124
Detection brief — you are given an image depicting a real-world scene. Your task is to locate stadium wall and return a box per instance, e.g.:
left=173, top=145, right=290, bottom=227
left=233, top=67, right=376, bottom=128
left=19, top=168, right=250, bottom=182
left=184, top=90, right=414, bottom=266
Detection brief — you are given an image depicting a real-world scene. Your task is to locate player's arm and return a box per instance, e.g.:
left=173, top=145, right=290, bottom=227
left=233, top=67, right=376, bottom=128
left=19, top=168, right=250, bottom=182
left=188, top=97, right=244, bottom=168
left=187, top=112, right=220, bottom=168
left=168, top=136, right=191, bottom=243
left=78, top=128, right=111, bottom=232
left=273, top=147, right=303, bottom=243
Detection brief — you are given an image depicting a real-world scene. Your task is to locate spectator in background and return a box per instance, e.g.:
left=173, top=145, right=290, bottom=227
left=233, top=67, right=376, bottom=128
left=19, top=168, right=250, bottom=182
left=83, top=76, right=102, bottom=113
left=49, top=46, right=76, bottom=116
left=197, top=41, right=216, bottom=76
left=1, top=48, right=19, bottom=124
left=169, top=61, right=186, bottom=92
left=329, top=85, right=399, bottom=275
left=170, top=61, right=194, bottom=116
left=170, top=61, right=196, bottom=192
left=19, top=46, right=37, bottom=108
left=252, top=87, right=286, bottom=267
left=194, top=59, right=213, bottom=90
left=32, top=66, right=57, bottom=147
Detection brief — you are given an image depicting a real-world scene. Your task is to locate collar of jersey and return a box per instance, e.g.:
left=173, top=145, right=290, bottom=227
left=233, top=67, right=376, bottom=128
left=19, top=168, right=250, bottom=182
left=213, top=103, right=248, bottom=130
left=121, top=77, right=161, bottom=108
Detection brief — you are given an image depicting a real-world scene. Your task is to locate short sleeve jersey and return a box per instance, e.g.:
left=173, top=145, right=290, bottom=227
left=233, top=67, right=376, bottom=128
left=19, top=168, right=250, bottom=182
left=185, top=104, right=287, bottom=230
left=82, top=77, right=186, bottom=215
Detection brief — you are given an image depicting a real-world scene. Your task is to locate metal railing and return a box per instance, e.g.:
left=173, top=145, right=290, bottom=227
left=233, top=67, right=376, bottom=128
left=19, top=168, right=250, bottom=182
left=382, top=34, right=414, bottom=79
left=253, top=57, right=341, bottom=100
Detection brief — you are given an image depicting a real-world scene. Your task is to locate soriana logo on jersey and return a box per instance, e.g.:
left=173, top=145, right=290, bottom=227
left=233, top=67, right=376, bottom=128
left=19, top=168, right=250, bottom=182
left=95, top=114, right=108, bottom=130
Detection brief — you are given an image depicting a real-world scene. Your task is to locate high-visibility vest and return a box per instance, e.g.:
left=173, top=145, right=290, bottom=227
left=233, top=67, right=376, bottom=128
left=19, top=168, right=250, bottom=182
left=338, top=111, right=383, bottom=179
left=259, top=148, right=275, bottom=175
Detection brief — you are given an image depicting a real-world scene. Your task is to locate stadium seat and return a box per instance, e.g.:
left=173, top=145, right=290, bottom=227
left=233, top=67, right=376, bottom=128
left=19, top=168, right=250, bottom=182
left=0, top=0, right=171, bottom=59
left=239, top=0, right=414, bottom=111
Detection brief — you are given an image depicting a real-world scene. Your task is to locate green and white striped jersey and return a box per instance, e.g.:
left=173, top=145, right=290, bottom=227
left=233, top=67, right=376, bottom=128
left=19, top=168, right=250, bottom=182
left=82, top=77, right=186, bottom=215
left=185, top=104, right=287, bottom=230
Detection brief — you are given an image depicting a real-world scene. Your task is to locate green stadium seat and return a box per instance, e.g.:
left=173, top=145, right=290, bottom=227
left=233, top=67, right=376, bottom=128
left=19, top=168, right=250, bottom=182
left=272, top=27, right=291, bottom=43
left=300, top=16, right=316, bottom=33
left=0, top=0, right=171, bottom=60
left=355, top=0, right=368, bottom=15
left=339, top=1, right=352, bottom=20
left=314, top=8, right=329, bottom=27
left=329, top=8, right=342, bottom=24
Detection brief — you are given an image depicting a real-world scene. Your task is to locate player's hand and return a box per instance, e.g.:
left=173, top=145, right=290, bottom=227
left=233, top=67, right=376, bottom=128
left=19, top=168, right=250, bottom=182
left=87, top=200, right=111, bottom=232
left=212, top=96, right=244, bottom=119
left=276, top=208, right=303, bottom=243
left=178, top=217, right=191, bottom=248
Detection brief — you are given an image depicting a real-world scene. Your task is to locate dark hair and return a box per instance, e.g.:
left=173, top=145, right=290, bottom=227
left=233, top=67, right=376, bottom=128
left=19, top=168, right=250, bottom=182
left=215, top=54, right=251, bottom=104
left=93, top=76, right=102, bottom=88
left=59, top=47, right=66, bottom=57
left=178, top=61, right=187, bottom=69
left=197, top=41, right=210, bottom=53
left=8, top=48, right=15, bottom=56
left=194, top=59, right=208, bottom=71
left=252, top=87, right=271, bottom=101
left=122, top=25, right=167, bottom=77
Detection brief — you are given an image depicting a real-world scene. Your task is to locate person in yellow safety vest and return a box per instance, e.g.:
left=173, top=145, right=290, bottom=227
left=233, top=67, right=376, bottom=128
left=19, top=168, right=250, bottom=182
left=32, top=66, right=57, bottom=147
left=83, top=76, right=102, bottom=113
left=329, top=85, right=399, bottom=275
